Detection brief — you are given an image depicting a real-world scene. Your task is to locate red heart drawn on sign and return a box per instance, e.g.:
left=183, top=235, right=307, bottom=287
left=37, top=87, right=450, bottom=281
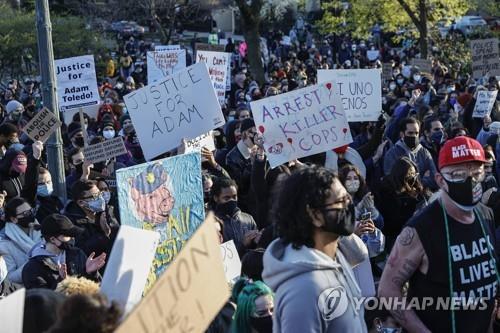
left=258, top=125, right=265, bottom=134
left=287, top=138, right=293, bottom=144
left=342, top=128, right=348, bottom=134
left=326, top=83, right=332, bottom=90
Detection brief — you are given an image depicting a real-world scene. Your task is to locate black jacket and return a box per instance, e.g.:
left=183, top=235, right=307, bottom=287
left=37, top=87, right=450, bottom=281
left=36, top=195, right=64, bottom=224
left=226, top=145, right=255, bottom=216
left=22, top=246, right=99, bottom=290
left=0, top=148, right=40, bottom=203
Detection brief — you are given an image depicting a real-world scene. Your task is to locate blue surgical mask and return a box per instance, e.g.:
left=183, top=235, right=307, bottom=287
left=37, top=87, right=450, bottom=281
left=37, top=183, right=53, bottom=197
left=85, top=196, right=106, bottom=213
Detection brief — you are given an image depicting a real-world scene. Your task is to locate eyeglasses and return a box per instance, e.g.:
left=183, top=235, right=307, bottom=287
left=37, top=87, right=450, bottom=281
left=16, top=208, right=35, bottom=218
left=442, top=166, right=485, bottom=183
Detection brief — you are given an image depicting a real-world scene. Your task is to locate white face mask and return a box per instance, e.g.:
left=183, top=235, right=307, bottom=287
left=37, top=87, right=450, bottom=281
left=345, top=180, right=360, bottom=194
left=389, top=83, right=397, bottom=91
left=103, top=129, right=115, bottom=139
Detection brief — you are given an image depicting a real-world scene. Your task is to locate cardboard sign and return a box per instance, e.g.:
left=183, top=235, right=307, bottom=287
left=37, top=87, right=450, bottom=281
left=22, top=107, right=62, bottom=143
left=196, top=43, right=225, bottom=53
left=116, top=152, right=205, bottom=286
left=184, top=131, right=216, bottom=153
left=155, top=45, right=181, bottom=51
left=411, top=58, right=432, bottom=74
left=83, top=137, right=128, bottom=163
left=220, top=240, right=241, bottom=284
left=473, top=90, right=498, bottom=118
left=0, top=288, right=25, bottom=333
left=367, top=50, right=380, bottom=61
left=471, top=38, right=500, bottom=79
left=249, top=82, right=353, bottom=168
left=123, top=62, right=225, bottom=161
left=115, top=214, right=229, bottom=333
left=147, top=50, right=187, bottom=84
left=196, top=50, right=230, bottom=105
left=382, top=63, right=392, bottom=82
left=55, top=54, right=100, bottom=111
left=100, top=226, right=160, bottom=314
left=318, top=69, right=382, bottom=122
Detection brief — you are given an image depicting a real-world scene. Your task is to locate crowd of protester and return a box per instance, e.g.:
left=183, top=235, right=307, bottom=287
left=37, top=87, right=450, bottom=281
left=0, top=19, right=499, bottom=333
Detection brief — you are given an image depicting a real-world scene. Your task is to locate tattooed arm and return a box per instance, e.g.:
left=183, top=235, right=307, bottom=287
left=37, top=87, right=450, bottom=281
left=378, top=227, right=430, bottom=333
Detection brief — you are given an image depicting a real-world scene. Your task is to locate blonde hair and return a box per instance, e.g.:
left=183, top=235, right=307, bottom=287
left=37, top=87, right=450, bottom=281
left=56, top=276, right=100, bottom=296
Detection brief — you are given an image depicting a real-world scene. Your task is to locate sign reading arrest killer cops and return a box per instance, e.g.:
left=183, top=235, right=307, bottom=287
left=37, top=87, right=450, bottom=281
left=147, top=50, right=186, bottom=84
left=471, top=38, right=500, bottom=79
left=123, top=62, right=225, bottom=161
left=318, top=69, right=382, bottom=122
left=196, top=50, right=230, bottom=105
left=83, top=137, right=128, bottom=164
left=115, top=152, right=205, bottom=287
left=55, top=55, right=100, bottom=111
left=22, top=107, right=62, bottom=143
left=473, top=90, right=498, bottom=118
left=250, top=82, right=353, bottom=168
left=115, top=213, right=229, bottom=333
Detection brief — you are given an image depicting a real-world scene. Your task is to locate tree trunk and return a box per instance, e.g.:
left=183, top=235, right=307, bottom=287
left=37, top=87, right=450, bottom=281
left=418, top=0, right=428, bottom=58
left=242, top=20, right=265, bottom=85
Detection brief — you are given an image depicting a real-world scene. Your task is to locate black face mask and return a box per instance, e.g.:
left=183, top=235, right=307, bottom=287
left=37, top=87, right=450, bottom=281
left=250, top=315, right=273, bottom=333
left=403, top=135, right=418, bottom=149
left=17, top=214, right=35, bottom=228
left=74, top=163, right=83, bottom=175
left=73, top=137, right=85, bottom=148
left=216, top=200, right=238, bottom=216
left=444, top=176, right=483, bottom=209
left=321, top=203, right=355, bottom=236
left=55, top=238, right=75, bottom=251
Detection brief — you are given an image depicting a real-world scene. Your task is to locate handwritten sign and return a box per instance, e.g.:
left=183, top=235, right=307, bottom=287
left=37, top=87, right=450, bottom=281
left=83, top=136, right=128, bottom=163
left=0, top=288, right=25, bottom=333
left=382, top=63, right=392, bottom=82
left=318, top=69, right=382, bottom=122
left=220, top=240, right=241, bottom=284
left=473, top=90, right=498, bottom=118
left=123, top=62, right=225, bottom=161
left=471, top=38, right=500, bottom=79
left=55, top=54, right=100, bottom=111
left=196, top=50, right=230, bottom=105
left=155, top=45, right=181, bottom=51
left=411, top=58, right=432, bottom=74
left=100, top=226, right=160, bottom=314
left=184, top=132, right=216, bottom=153
left=115, top=214, right=229, bottom=333
left=249, top=82, right=353, bottom=168
left=147, top=50, right=186, bottom=84
left=22, top=107, right=62, bottom=143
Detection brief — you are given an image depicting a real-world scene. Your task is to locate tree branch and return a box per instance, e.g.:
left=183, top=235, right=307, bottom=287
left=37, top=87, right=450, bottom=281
left=395, top=0, right=421, bottom=28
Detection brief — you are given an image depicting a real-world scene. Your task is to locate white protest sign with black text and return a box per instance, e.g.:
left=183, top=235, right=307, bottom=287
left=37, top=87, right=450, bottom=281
left=55, top=55, right=100, bottom=111
left=473, top=90, right=498, bottom=118
left=471, top=38, right=500, bottom=79
left=115, top=214, right=229, bottom=333
left=147, top=50, right=186, bottom=84
left=0, top=288, right=25, bottom=333
left=196, top=50, right=230, bottom=105
left=250, top=82, right=353, bottom=168
left=184, top=131, right=216, bottom=153
left=155, top=45, right=181, bottom=51
left=100, top=226, right=160, bottom=314
left=220, top=240, right=241, bottom=284
left=318, top=69, right=382, bottom=121
left=123, top=62, right=225, bottom=161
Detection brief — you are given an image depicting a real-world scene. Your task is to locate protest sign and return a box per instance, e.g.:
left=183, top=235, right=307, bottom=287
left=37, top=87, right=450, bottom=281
left=62, top=102, right=100, bottom=125
left=367, top=50, right=380, bottom=61
left=83, top=137, right=128, bottom=164
left=55, top=55, right=100, bottom=111
left=473, top=90, right=498, bottom=118
left=123, top=62, right=225, bottom=161
left=22, top=107, right=62, bottom=143
left=0, top=288, right=25, bottom=333
left=471, top=38, right=500, bottom=79
left=155, top=45, right=181, bottom=51
left=382, top=63, right=392, bottom=82
left=116, top=152, right=205, bottom=287
left=184, top=131, right=216, bottom=153
left=220, top=240, right=241, bottom=284
left=318, top=69, right=382, bottom=121
left=196, top=43, right=225, bottom=54
left=411, top=58, right=432, bottom=74
left=101, top=226, right=159, bottom=314
left=196, top=50, right=230, bottom=105
left=147, top=50, right=187, bottom=84
left=250, top=82, right=353, bottom=168
left=115, top=213, right=229, bottom=333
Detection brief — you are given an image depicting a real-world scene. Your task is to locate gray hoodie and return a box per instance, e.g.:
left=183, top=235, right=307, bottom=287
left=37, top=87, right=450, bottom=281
left=263, top=238, right=367, bottom=333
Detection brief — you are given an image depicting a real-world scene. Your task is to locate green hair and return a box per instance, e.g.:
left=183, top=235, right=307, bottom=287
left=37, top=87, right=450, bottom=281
left=232, top=279, right=273, bottom=333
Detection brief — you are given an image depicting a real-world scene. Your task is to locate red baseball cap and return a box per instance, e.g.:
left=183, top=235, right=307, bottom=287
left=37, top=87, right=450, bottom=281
left=438, top=136, right=487, bottom=169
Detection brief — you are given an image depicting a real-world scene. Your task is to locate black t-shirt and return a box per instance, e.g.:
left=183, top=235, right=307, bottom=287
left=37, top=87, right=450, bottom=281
left=406, top=200, right=498, bottom=333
